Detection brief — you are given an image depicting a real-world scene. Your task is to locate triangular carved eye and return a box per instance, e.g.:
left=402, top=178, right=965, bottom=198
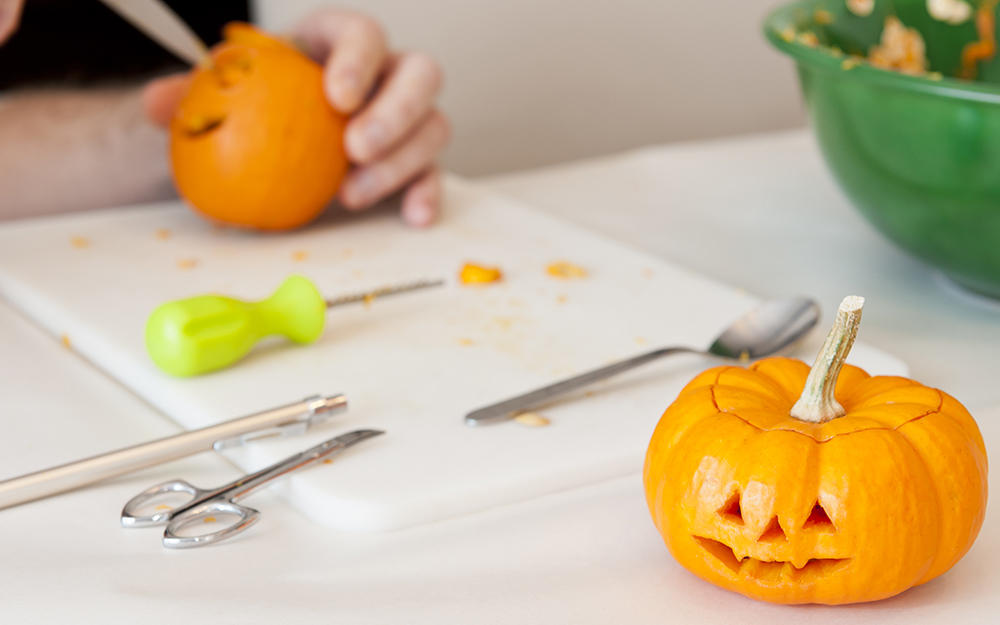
left=758, top=516, right=787, bottom=542
left=717, top=493, right=743, bottom=525
left=804, top=503, right=835, bottom=530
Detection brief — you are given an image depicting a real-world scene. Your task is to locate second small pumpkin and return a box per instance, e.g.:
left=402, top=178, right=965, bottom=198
left=170, top=23, right=348, bottom=230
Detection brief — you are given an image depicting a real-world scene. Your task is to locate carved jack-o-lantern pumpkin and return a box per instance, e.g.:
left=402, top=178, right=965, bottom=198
left=170, top=23, right=348, bottom=230
left=644, top=296, right=988, bottom=604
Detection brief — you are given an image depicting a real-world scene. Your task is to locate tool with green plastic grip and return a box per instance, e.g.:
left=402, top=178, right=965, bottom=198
left=145, top=275, right=443, bottom=377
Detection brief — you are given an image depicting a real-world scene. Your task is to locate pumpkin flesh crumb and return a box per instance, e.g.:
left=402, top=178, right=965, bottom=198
left=514, top=412, right=551, bottom=427
left=546, top=261, right=587, bottom=279
left=459, top=263, right=503, bottom=285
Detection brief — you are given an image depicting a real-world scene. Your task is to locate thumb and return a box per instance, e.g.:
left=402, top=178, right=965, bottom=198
left=142, top=73, right=191, bottom=128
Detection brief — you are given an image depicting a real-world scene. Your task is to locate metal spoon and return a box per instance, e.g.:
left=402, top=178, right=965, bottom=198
left=464, top=297, right=820, bottom=426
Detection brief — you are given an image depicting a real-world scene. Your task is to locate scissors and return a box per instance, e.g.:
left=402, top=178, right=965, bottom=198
left=121, top=430, right=384, bottom=549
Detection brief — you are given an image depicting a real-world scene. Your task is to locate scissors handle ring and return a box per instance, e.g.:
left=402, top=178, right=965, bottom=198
left=163, top=500, right=261, bottom=549
left=121, top=479, right=207, bottom=528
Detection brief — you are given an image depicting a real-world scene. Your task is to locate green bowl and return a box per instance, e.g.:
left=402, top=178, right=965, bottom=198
left=765, top=0, right=1000, bottom=297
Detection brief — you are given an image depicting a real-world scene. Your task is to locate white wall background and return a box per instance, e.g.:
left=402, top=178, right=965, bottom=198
left=255, top=0, right=805, bottom=176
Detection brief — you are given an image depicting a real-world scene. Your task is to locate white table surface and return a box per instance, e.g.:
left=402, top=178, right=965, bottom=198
left=2, top=129, right=998, bottom=623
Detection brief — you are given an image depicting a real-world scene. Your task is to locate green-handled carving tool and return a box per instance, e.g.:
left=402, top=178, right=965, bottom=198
left=145, top=275, right=444, bottom=377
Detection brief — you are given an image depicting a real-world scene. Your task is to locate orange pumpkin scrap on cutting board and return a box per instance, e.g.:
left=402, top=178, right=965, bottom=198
left=170, top=23, right=348, bottom=230
left=644, top=296, right=988, bottom=605
left=459, top=263, right=503, bottom=285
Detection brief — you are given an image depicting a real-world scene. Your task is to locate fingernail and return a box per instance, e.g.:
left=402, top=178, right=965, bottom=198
left=405, top=200, right=434, bottom=227
left=340, top=69, right=361, bottom=96
left=364, top=120, right=387, bottom=153
left=329, top=69, right=361, bottom=113
left=346, top=170, right=378, bottom=207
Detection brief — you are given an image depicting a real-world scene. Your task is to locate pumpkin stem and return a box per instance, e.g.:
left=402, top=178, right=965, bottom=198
left=789, top=296, right=864, bottom=424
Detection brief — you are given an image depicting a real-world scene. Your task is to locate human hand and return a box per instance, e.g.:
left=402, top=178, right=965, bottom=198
left=143, top=10, right=449, bottom=228
left=0, top=0, right=25, bottom=45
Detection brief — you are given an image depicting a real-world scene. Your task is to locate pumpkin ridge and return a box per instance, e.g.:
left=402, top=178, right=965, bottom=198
left=710, top=384, right=793, bottom=414
left=893, top=412, right=989, bottom=584
left=721, top=365, right=799, bottom=404
left=938, top=391, right=989, bottom=458
left=842, top=385, right=943, bottom=413
left=878, top=425, right=946, bottom=581
left=836, top=376, right=923, bottom=407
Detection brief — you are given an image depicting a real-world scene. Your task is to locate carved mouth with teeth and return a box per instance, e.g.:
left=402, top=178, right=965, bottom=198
left=694, top=537, right=852, bottom=581
left=691, top=495, right=852, bottom=583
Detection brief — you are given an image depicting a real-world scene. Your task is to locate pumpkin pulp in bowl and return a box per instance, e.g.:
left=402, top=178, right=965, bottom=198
left=765, top=0, right=1000, bottom=297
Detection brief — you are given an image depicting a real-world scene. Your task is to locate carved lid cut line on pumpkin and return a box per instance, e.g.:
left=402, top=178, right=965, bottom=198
left=709, top=395, right=942, bottom=443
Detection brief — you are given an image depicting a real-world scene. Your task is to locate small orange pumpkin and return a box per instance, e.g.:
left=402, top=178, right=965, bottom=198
left=170, top=23, right=348, bottom=230
left=644, top=296, right=988, bottom=604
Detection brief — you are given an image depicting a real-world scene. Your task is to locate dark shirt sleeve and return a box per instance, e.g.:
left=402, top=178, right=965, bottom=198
left=0, top=0, right=250, bottom=90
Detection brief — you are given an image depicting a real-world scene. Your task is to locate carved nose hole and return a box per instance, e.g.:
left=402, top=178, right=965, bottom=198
left=717, top=493, right=743, bottom=525
left=804, top=503, right=835, bottom=531
left=758, top=516, right=787, bottom=543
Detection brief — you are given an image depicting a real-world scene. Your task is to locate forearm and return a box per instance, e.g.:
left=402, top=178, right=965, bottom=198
left=0, top=86, right=175, bottom=221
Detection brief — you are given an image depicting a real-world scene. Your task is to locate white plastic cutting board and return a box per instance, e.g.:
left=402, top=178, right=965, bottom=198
left=0, top=177, right=906, bottom=531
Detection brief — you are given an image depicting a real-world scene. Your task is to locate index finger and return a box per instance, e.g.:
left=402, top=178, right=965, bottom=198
left=292, top=11, right=388, bottom=114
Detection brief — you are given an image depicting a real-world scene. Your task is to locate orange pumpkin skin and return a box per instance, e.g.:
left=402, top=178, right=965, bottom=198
left=644, top=357, right=988, bottom=605
left=170, top=23, right=348, bottom=230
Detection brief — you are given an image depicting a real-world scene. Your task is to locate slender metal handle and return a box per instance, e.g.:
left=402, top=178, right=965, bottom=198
left=464, top=347, right=697, bottom=426
left=0, top=394, right=346, bottom=511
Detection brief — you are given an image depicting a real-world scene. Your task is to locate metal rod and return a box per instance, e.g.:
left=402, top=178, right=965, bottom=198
left=325, top=279, right=445, bottom=309
left=0, top=394, right=346, bottom=510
